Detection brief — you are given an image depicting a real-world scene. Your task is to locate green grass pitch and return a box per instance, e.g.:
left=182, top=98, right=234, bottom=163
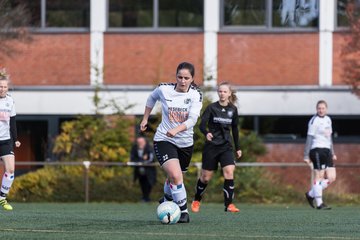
left=0, top=203, right=359, bottom=240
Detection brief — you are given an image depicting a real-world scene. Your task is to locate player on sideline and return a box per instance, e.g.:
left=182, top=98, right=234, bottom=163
left=304, top=100, right=336, bottom=210
left=191, top=81, right=242, bottom=213
left=0, top=68, right=21, bottom=210
left=140, top=62, right=202, bottom=223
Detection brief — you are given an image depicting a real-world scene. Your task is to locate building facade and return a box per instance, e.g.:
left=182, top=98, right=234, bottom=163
left=1, top=0, right=359, bottom=183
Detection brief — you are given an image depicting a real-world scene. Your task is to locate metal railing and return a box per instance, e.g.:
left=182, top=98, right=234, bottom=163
left=9, top=161, right=360, bottom=203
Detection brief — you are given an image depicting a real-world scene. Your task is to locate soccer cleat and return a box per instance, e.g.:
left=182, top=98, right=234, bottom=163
left=317, top=203, right=331, bottom=210
left=191, top=200, right=201, bottom=213
left=225, top=203, right=240, bottom=212
left=178, top=212, right=190, bottom=223
left=0, top=199, right=13, bottom=211
left=305, top=192, right=315, bottom=208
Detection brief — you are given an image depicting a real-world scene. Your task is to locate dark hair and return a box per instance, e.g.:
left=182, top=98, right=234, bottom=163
left=176, top=62, right=195, bottom=78
left=218, top=81, right=238, bottom=105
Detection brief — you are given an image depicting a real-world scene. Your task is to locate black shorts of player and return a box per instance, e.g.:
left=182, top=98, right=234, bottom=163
left=0, top=139, right=14, bottom=158
left=202, top=142, right=235, bottom=171
left=153, top=141, right=194, bottom=172
left=309, top=148, right=334, bottom=170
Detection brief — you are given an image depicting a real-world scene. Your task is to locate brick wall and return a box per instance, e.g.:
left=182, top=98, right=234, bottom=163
left=104, top=33, right=204, bottom=85
left=1, top=34, right=90, bottom=86
left=218, top=33, right=319, bottom=86
left=333, top=32, right=350, bottom=85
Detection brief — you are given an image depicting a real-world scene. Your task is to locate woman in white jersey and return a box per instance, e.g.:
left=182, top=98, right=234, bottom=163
left=304, top=100, right=336, bottom=210
left=0, top=68, right=21, bottom=211
left=140, top=62, right=202, bottom=223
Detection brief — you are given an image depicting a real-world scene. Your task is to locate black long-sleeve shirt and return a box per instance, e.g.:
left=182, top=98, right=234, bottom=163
left=199, top=101, right=240, bottom=150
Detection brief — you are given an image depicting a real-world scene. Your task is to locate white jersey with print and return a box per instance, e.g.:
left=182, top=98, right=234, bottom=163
left=146, top=83, right=202, bottom=148
left=0, top=94, right=16, bottom=141
left=307, top=115, right=332, bottom=149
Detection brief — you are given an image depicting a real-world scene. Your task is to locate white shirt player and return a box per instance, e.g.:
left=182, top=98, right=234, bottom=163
left=0, top=95, right=16, bottom=141
left=307, top=115, right=333, bottom=149
left=146, top=83, right=202, bottom=148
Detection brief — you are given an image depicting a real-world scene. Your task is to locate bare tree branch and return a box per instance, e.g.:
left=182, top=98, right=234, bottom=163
left=342, top=1, right=360, bottom=97
left=0, top=0, right=32, bottom=58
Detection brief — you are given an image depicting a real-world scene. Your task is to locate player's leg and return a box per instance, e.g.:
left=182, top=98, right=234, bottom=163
left=322, top=151, right=336, bottom=190
left=220, top=149, right=239, bottom=212
left=306, top=149, right=330, bottom=209
left=192, top=145, right=218, bottom=212
left=222, top=164, right=239, bottom=212
left=154, top=141, right=176, bottom=204
left=173, top=145, right=194, bottom=223
left=1, top=154, right=15, bottom=211
left=192, top=169, right=214, bottom=212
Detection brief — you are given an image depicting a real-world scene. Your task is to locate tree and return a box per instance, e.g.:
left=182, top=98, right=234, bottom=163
left=0, top=0, right=31, bottom=58
left=342, top=1, right=360, bottom=96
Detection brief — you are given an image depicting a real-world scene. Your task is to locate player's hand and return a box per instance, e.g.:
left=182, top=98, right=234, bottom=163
left=206, top=132, right=213, bottom=141
left=332, top=155, right=337, bottom=161
left=166, top=128, right=177, bottom=138
left=140, top=119, right=148, bottom=132
left=15, top=141, right=21, bottom=148
left=236, top=150, right=242, bottom=159
left=304, top=159, right=313, bottom=168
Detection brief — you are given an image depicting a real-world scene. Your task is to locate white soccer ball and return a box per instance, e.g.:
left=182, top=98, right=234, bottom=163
left=156, top=201, right=181, bottom=224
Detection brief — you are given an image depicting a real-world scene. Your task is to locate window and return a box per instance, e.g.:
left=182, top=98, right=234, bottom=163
left=222, top=0, right=319, bottom=30
left=158, top=0, right=203, bottom=27
left=224, top=0, right=266, bottom=26
left=272, top=0, right=319, bottom=28
left=108, top=0, right=203, bottom=29
left=108, top=0, right=153, bottom=27
left=11, top=0, right=90, bottom=29
left=242, top=115, right=360, bottom=142
left=7, top=0, right=41, bottom=27
left=46, top=0, right=90, bottom=27
left=337, top=0, right=350, bottom=27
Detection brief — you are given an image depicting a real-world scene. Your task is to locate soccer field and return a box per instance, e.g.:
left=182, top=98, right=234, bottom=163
left=0, top=203, right=359, bottom=240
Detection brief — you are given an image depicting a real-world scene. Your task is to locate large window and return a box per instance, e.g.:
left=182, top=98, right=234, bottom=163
left=222, top=0, right=319, bottom=29
left=240, top=115, right=360, bottom=142
left=11, top=0, right=90, bottom=29
left=108, top=0, right=203, bottom=29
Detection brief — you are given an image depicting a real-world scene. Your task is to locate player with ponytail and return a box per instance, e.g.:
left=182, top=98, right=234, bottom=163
left=191, top=81, right=242, bottom=213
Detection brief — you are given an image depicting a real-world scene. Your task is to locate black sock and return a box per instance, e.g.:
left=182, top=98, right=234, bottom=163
left=0, top=192, right=6, bottom=198
left=223, top=179, right=234, bottom=207
left=194, top=179, right=208, bottom=201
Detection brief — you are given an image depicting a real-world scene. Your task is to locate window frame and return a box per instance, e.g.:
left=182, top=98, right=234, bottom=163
left=107, top=0, right=204, bottom=32
left=28, top=0, right=90, bottom=33
left=220, top=0, right=320, bottom=33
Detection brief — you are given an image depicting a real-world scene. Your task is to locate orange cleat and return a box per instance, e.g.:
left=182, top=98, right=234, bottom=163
left=225, top=203, right=240, bottom=212
left=191, top=200, right=201, bottom=213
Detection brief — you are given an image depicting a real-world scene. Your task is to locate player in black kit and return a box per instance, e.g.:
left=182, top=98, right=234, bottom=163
left=191, top=82, right=242, bottom=213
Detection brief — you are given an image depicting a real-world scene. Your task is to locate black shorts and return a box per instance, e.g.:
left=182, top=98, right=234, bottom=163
left=309, top=148, right=334, bottom=170
left=153, top=141, right=193, bottom=172
left=0, top=139, right=14, bottom=158
left=202, top=143, right=235, bottom=171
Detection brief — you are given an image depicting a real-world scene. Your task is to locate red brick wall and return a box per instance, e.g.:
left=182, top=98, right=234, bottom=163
left=257, top=143, right=360, bottom=194
left=333, top=32, right=350, bottom=85
left=1, top=34, right=90, bottom=86
left=218, top=33, right=319, bottom=86
left=104, top=33, right=204, bottom=85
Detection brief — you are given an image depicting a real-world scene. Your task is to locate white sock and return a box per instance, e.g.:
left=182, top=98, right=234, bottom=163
left=163, top=180, right=172, bottom=200
left=313, top=181, right=323, bottom=206
left=170, top=183, right=188, bottom=212
left=320, top=179, right=330, bottom=190
left=308, top=188, right=315, bottom=198
left=1, top=172, right=14, bottom=198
